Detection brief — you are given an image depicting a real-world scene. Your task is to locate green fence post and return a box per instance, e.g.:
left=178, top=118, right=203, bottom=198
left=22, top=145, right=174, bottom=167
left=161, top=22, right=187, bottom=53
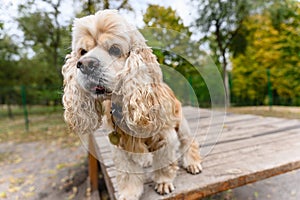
left=267, top=69, right=273, bottom=110
left=21, top=85, right=29, bottom=131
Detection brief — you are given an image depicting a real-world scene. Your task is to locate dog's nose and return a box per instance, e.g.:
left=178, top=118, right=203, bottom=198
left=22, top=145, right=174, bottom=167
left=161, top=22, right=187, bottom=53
left=77, top=57, right=100, bottom=75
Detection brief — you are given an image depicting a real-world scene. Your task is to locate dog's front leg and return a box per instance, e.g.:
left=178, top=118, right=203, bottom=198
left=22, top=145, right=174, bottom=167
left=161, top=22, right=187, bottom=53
left=114, top=149, right=144, bottom=200
left=178, top=116, right=202, bottom=174
left=152, top=129, right=179, bottom=195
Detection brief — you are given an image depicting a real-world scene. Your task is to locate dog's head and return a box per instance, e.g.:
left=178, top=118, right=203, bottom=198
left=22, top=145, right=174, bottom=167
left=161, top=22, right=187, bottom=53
left=62, top=10, right=179, bottom=135
left=71, top=10, right=160, bottom=99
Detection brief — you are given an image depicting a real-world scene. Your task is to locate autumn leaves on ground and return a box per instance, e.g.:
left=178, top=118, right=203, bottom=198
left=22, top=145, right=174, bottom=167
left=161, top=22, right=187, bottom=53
left=0, top=107, right=90, bottom=200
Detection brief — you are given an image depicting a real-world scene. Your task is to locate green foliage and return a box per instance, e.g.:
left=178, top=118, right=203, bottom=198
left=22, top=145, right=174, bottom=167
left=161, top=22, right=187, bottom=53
left=144, top=5, right=188, bottom=33
left=194, top=0, right=255, bottom=105
left=17, top=2, right=71, bottom=80
left=1, top=0, right=299, bottom=109
left=231, top=1, right=300, bottom=105
left=0, top=0, right=71, bottom=108
left=77, top=0, right=132, bottom=16
left=143, top=5, right=210, bottom=107
left=194, top=0, right=252, bottom=65
left=0, top=35, right=19, bottom=85
left=0, top=0, right=135, bottom=109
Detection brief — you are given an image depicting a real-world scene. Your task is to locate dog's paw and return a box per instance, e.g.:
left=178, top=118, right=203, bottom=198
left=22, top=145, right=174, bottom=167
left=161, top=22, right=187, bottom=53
left=119, top=194, right=139, bottom=200
left=117, top=181, right=144, bottom=200
left=186, top=163, right=202, bottom=174
left=118, top=189, right=142, bottom=200
left=154, top=182, right=175, bottom=195
left=118, top=185, right=144, bottom=200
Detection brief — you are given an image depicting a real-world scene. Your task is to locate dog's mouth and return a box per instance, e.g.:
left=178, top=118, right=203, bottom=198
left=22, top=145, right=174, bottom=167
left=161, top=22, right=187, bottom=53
left=92, top=85, right=112, bottom=96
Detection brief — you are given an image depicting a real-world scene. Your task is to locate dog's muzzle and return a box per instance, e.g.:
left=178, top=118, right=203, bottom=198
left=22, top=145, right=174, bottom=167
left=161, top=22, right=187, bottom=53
left=76, top=56, right=112, bottom=96
left=77, top=57, right=100, bottom=75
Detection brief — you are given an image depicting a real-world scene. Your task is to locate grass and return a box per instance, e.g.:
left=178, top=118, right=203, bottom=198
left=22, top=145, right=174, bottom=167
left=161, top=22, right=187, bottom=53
left=0, top=105, right=79, bottom=147
left=227, top=106, right=300, bottom=119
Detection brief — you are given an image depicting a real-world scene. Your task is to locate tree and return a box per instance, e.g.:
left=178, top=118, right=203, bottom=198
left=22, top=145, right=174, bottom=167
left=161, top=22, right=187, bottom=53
left=17, top=0, right=70, bottom=82
left=231, top=1, right=300, bottom=105
left=77, top=0, right=132, bottom=16
left=0, top=32, right=20, bottom=117
left=143, top=5, right=210, bottom=106
left=194, top=0, right=252, bottom=106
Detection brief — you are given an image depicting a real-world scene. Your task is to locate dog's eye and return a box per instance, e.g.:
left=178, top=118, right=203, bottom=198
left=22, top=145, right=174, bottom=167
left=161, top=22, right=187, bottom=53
left=80, top=49, right=87, bottom=56
left=109, top=45, right=121, bottom=57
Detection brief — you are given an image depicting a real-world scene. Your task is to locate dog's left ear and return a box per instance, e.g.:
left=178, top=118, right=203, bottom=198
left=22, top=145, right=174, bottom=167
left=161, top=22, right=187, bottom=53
left=114, top=35, right=180, bottom=137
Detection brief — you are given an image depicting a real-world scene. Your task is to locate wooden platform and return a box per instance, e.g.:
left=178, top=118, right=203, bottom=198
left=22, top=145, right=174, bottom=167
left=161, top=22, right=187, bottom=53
left=89, top=107, right=300, bottom=200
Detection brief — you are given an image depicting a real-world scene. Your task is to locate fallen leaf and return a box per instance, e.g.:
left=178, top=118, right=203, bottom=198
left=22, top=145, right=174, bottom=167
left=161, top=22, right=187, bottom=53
left=72, top=186, right=78, bottom=194
left=28, top=186, right=35, bottom=192
left=22, top=191, right=35, bottom=198
left=0, top=191, right=7, bottom=198
left=86, top=187, right=91, bottom=197
left=67, top=193, right=75, bottom=200
left=56, top=163, right=68, bottom=170
left=8, top=186, right=21, bottom=193
left=46, top=169, right=57, bottom=175
left=12, top=168, right=26, bottom=174
left=14, top=156, right=22, bottom=164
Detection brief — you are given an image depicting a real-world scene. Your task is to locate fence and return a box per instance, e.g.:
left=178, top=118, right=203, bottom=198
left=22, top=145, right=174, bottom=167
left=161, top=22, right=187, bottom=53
left=0, top=85, right=63, bottom=131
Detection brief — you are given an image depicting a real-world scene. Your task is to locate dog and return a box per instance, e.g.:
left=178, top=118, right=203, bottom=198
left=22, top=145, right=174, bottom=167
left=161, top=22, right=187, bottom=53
left=62, top=10, right=202, bottom=200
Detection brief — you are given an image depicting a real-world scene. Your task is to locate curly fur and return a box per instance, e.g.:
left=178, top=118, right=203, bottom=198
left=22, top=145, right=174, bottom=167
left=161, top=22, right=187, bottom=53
left=62, top=52, right=102, bottom=135
left=115, top=50, right=180, bottom=137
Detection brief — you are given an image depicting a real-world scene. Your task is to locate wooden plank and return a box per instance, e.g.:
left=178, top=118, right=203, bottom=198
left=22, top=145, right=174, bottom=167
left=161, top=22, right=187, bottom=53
left=91, top=190, right=101, bottom=200
left=202, top=128, right=300, bottom=167
left=99, top=162, right=116, bottom=200
left=91, top=107, right=300, bottom=200
left=198, top=121, right=300, bottom=148
left=91, top=134, right=116, bottom=200
left=88, top=134, right=99, bottom=192
left=95, top=130, right=300, bottom=198
left=96, top=126, right=300, bottom=178
left=141, top=129, right=300, bottom=199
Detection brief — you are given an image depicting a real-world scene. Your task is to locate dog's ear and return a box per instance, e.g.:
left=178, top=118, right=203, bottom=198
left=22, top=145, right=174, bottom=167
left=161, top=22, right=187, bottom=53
left=115, top=47, right=180, bottom=137
left=62, top=52, right=102, bottom=135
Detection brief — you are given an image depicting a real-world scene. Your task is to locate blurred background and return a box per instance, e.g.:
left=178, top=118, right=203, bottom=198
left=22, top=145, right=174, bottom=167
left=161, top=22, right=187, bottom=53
left=0, top=0, right=299, bottom=199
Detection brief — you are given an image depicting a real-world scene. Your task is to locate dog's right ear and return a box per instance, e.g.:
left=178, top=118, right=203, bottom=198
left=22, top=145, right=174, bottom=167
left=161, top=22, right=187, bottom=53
left=62, top=52, right=102, bottom=135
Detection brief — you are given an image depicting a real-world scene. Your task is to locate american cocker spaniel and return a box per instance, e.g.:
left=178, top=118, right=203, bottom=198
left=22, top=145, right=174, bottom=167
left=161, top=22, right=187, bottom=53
left=62, top=10, right=202, bottom=200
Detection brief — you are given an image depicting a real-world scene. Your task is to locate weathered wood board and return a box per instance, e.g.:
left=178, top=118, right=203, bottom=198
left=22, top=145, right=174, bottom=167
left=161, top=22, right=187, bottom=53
left=90, top=107, right=300, bottom=200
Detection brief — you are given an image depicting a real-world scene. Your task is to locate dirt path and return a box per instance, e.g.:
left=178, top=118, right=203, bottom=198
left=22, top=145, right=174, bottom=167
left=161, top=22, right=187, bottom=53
left=0, top=141, right=89, bottom=200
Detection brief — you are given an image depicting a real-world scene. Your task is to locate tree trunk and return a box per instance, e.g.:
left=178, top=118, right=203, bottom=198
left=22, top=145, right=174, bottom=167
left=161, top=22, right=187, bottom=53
left=6, top=95, right=14, bottom=119
left=215, top=20, right=231, bottom=107
left=53, top=0, right=63, bottom=82
left=222, top=54, right=231, bottom=107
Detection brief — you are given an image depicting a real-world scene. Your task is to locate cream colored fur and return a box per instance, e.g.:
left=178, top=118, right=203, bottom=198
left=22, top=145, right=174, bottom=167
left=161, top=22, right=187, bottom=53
left=62, top=10, right=202, bottom=200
